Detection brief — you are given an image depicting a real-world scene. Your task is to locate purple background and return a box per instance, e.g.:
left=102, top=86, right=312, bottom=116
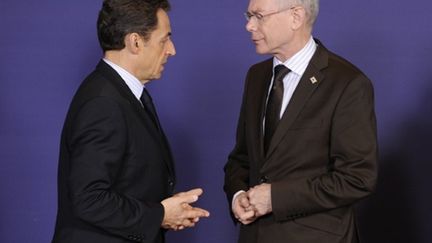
left=1, top=0, right=431, bottom=242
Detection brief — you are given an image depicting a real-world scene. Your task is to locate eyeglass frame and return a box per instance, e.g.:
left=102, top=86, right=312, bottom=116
left=244, top=6, right=297, bottom=22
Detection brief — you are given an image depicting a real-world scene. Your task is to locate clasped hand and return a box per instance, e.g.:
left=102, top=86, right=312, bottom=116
left=232, top=183, right=272, bottom=225
left=161, top=188, right=210, bottom=231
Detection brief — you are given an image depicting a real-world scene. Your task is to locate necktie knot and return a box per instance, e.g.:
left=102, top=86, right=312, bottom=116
left=274, top=65, right=290, bottom=82
left=140, top=89, right=152, bottom=106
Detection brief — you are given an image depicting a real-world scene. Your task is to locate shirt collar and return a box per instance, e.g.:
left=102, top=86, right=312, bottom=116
left=273, top=37, right=317, bottom=77
left=103, top=58, right=144, bottom=100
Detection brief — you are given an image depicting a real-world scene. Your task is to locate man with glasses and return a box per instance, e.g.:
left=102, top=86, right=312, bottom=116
left=224, top=0, right=378, bottom=242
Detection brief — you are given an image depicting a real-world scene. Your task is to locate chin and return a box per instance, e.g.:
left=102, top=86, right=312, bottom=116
left=256, top=49, right=270, bottom=55
left=255, top=45, right=270, bottom=55
left=151, top=73, right=162, bottom=80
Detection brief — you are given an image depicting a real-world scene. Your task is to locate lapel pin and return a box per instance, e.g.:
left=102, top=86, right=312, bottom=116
left=310, top=76, right=318, bottom=84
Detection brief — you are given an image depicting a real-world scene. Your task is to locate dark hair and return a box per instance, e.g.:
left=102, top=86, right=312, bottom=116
left=97, top=0, right=171, bottom=52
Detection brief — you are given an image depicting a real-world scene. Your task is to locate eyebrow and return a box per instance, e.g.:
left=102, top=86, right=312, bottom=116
left=248, top=7, right=265, bottom=13
left=161, top=32, right=171, bottom=41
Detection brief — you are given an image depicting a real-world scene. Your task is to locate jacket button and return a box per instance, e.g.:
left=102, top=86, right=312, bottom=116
left=259, top=176, right=268, bottom=184
left=168, top=180, right=174, bottom=186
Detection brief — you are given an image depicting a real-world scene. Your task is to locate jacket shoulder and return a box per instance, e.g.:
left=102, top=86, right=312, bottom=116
left=325, top=48, right=369, bottom=80
left=248, top=58, right=273, bottom=73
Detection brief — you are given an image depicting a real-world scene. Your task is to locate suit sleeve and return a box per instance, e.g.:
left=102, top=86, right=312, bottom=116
left=224, top=69, right=252, bottom=204
left=272, top=75, right=378, bottom=221
left=67, top=97, right=163, bottom=242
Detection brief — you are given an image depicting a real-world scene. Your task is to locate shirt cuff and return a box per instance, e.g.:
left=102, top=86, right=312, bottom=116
left=231, top=190, right=246, bottom=210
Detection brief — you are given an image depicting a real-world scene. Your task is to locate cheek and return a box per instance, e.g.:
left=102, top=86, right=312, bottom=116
left=267, top=30, right=286, bottom=47
left=151, top=49, right=166, bottom=72
left=260, top=28, right=273, bottom=44
left=156, top=46, right=166, bottom=61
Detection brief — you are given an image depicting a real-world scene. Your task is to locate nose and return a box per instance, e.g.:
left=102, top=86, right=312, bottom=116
left=167, top=39, right=176, bottom=56
left=246, top=18, right=256, bottom=32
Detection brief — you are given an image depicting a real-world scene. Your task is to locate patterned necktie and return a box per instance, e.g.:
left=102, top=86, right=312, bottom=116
left=264, top=65, right=290, bottom=153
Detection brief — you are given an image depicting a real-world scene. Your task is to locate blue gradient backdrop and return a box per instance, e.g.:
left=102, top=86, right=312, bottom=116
left=1, top=0, right=431, bottom=242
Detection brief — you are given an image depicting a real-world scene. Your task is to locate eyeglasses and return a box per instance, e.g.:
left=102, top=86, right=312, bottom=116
left=244, top=6, right=296, bottom=22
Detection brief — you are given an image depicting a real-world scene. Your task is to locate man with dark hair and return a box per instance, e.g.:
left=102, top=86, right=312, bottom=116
left=52, top=1, right=209, bottom=242
left=224, top=0, right=377, bottom=242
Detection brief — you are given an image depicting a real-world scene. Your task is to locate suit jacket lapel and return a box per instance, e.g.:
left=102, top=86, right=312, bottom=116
left=95, top=60, right=175, bottom=176
left=265, top=44, right=328, bottom=158
left=247, top=59, right=273, bottom=162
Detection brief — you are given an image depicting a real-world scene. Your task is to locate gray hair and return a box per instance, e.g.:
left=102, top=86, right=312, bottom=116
left=279, top=0, right=319, bottom=26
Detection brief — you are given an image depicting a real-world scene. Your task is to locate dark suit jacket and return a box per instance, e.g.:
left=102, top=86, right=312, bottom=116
left=52, top=60, right=175, bottom=243
left=224, top=40, right=378, bottom=243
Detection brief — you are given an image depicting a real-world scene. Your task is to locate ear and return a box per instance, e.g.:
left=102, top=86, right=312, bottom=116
left=291, top=7, right=307, bottom=30
left=124, top=33, right=141, bottom=54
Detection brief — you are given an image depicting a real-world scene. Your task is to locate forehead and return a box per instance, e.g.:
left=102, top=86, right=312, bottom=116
left=150, top=9, right=171, bottom=38
left=248, top=0, right=279, bottom=11
left=157, top=9, right=171, bottom=31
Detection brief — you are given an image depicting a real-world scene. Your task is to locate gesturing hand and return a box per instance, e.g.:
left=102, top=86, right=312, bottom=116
left=161, top=188, right=210, bottom=231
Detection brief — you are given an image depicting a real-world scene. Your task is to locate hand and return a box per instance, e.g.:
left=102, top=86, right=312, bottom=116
left=232, top=191, right=256, bottom=225
left=247, top=183, right=272, bottom=217
left=161, top=188, right=210, bottom=231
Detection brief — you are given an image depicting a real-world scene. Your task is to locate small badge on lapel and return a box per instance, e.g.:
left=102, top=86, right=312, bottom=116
left=310, top=76, right=318, bottom=84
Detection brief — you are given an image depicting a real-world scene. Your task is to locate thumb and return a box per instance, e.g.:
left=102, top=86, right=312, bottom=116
left=239, top=195, right=250, bottom=208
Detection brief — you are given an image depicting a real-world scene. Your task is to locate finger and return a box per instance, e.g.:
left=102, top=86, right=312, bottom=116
left=239, top=209, right=255, bottom=221
left=239, top=195, right=250, bottom=208
left=174, top=188, right=203, bottom=199
left=184, top=188, right=203, bottom=197
left=191, top=208, right=210, bottom=218
left=233, top=211, right=241, bottom=220
left=186, top=222, right=196, bottom=228
left=174, top=192, right=186, bottom=197
left=193, top=207, right=210, bottom=217
left=248, top=194, right=257, bottom=205
left=184, top=207, right=210, bottom=218
left=239, top=212, right=257, bottom=225
left=169, top=224, right=179, bottom=231
left=245, top=205, right=254, bottom=212
left=182, top=202, right=192, bottom=209
left=182, top=219, right=196, bottom=228
left=233, top=202, right=248, bottom=217
left=177, top=194, right=199, bottom=204
left=246, top=188, right=255, bottom=198
left=240, top=218, right=255, bottom=225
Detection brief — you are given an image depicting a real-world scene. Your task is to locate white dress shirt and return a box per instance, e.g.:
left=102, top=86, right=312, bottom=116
left=103, top=58, right=145, bottom=103
left=270, top=37, right=317, bottom=118
left=232, top=37, right=317, bottom=208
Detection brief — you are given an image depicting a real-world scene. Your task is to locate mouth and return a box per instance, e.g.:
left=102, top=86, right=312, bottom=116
left=252, top=38, right=262, bottom=44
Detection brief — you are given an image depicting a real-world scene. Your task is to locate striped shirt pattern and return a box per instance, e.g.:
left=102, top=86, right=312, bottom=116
left=271, top=37, right=317, bottom=118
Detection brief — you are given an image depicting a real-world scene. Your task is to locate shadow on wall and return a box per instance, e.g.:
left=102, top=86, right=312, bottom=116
left=357, top=85, right=432, bottom=243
